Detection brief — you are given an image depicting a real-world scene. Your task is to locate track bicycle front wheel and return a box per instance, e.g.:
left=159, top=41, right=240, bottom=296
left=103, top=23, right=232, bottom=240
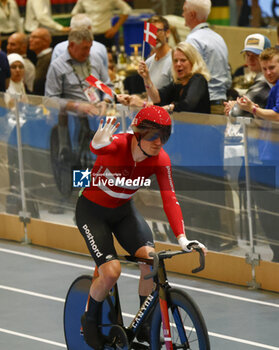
left=150, top=288, right=210, bottom=350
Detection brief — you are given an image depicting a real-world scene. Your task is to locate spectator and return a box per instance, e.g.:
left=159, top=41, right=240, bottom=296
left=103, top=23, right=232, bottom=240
left=29, top=28, right=52, bottom=95
left=225, top=33, right=272, bottom=118
left=141, top=15, right=172, bottom=90
left=51, top=14, right=108, bottom=69
left=0, top=37, right=10, bottom=92
left=237, top=48, right=279, bottom=121
left=7, top=32, right=36, bottom=93
left=121, top=15, right=173, bottom=96
left=24, top=0, right=70, bottom=33
left=45, top=26, right=113, bottom=160
left=0, top=0, right=22, bottom=51
left=236, top=47, right=279, bottom=262
left=71, top=0, right=132, bottom=48
left=129, top=42, right=210, bottom=114
left=6, top=53, right=26, bottom=95
left=45, top=26, right=112, bottom=105
left=182, top=0, right=231, bottom=114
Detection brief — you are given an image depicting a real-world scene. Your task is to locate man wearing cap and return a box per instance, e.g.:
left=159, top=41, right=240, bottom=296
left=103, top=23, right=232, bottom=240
left=237, top=47, right=279, bottom=120
left=225, top=33, right=272, bottom=118
left=235, top=47, right=279, bottom=263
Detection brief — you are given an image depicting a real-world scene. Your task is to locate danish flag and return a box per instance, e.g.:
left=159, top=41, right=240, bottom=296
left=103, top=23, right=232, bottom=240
left=85, top=75, right=113, bottom=97
left=143, top=22, right=158, bottom=47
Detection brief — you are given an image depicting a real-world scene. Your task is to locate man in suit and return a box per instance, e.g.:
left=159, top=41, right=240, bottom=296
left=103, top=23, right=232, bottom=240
left=29, top=28, right=52, bottom=95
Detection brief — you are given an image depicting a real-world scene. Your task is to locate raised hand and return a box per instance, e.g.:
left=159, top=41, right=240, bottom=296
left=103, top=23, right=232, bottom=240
left=91, top=118, right=120, bottom=149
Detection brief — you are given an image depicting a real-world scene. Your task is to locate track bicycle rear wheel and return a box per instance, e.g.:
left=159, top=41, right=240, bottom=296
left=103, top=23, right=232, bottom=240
left=150, top=288, right=210, bottom=350
left=64, top=275, right=92, bottom=350
left=64, top=275, right=124, bottom=350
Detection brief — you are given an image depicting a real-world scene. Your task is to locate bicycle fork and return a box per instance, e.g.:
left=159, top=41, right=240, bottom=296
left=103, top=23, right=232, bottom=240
left=157, top=260, right=189, bottom=350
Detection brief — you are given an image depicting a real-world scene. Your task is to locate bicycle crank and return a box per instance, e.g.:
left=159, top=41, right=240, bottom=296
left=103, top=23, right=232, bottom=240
left=108, top=324, right=129, bottom=350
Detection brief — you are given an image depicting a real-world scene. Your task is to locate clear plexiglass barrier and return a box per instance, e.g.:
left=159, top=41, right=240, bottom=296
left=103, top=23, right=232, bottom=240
left=0, top=92, right=278, bottom=266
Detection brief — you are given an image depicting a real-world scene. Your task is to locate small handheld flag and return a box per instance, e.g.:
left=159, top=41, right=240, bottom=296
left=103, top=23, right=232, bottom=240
left=85, top=75, right=114, bottom=97
left=142, top=21, right=158, bottom=59
left=143, top=22, right=158, bottom=47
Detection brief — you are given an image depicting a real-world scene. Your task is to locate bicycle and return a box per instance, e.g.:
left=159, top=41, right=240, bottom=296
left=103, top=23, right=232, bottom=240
left=64, top=245, right=210, bottom=349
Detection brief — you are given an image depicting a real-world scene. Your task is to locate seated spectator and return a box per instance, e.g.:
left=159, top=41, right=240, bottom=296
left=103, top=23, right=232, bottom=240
left=71, top=0, right=132, bottom=48
left=119, top=42, right=210, bottom=114
left=0, top=0, right=22, bottom=51
left=51, top=14, right=108, bottom=69
left=7, top=32, right=36, bottom=93
left=6, top=53, right=26, bottom=95
left=224, top=33, right=272, bottom=118
left=24, top=0, right=70, bottom=33
left=29, top=28, right=52, bottom=96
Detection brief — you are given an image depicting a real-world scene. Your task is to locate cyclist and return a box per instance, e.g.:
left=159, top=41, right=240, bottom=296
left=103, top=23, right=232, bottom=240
left=75, top=105, right=206, bottom=349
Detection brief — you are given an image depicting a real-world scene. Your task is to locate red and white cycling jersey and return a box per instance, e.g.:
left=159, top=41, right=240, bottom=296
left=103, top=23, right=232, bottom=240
left=83, top=133, right=185, bottom=237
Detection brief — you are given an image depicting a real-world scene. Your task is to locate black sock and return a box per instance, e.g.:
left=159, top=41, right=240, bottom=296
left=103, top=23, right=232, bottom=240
left=87, top=296, right=103, bottom=322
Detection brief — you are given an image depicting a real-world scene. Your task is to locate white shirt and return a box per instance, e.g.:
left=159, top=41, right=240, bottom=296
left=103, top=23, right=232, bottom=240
left=0, top=0, right=22, bottom=34
left=71, top=0, right=132, bottom=34
left=23, top=57, right=35, bottom=92
left=24, top=0, right=63, bottom=32
left=7, top=80, right=26, bottom=95
left=146, top=50, right=172, bottom=90
left=186, top=22, right=231, bottom=101
left=37, top=47, right=52, bottom=58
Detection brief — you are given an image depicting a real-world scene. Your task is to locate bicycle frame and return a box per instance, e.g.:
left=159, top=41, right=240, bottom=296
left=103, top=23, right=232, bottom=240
left=92, top=249, right=205, bottom=349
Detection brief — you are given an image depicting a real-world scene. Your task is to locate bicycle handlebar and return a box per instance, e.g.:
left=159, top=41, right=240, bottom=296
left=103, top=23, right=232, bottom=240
left=144, top=246, right=205, bottom=280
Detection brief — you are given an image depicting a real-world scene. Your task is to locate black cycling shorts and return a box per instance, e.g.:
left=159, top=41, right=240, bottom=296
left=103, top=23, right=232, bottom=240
left=75, top=195, right=154, bottom=267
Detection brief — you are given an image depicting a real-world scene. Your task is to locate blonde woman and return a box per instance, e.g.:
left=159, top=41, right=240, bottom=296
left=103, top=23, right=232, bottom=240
left=137, top=42, right=210, bottom=113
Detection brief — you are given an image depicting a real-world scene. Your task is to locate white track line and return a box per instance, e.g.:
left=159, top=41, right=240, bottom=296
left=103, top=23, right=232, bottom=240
left=0, top=328, right=66, bottom=348
left=1, top=284, right=279, bottom=350
left=0, top=285, right=64, bottom=302
left=1, top=247, right=279, bottom=309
